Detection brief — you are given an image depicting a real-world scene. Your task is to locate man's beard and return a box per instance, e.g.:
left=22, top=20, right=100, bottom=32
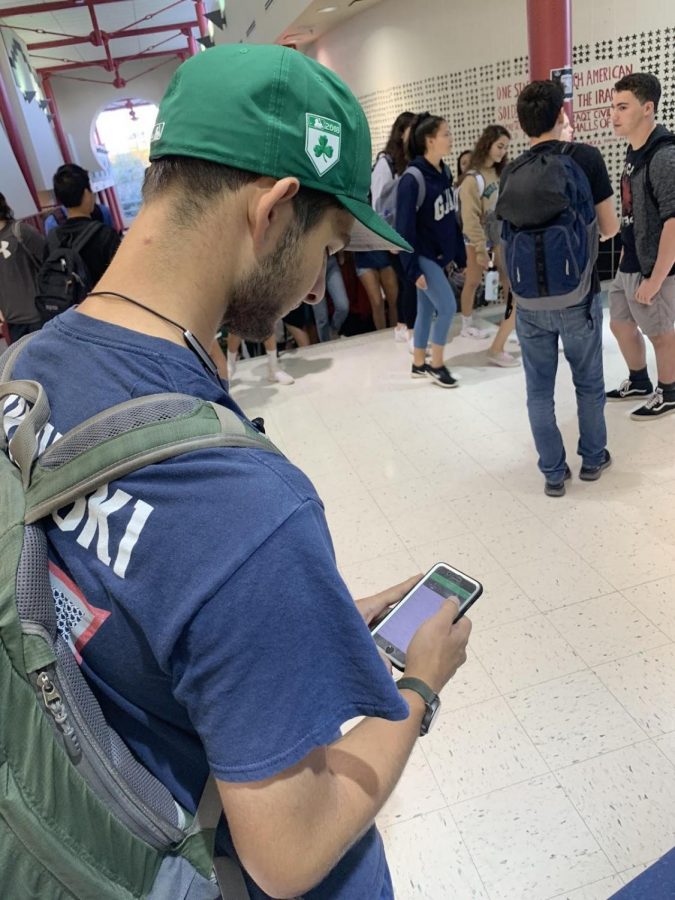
left=222, top=220, right=307, bottom=342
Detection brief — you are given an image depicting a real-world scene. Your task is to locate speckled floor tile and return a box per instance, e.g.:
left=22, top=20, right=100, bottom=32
left=423, top=696, right=548, bottom=805
left=594, top=644, right=675, bottom=736
left=556, top=742, right=675, bottom=870
left=452, top=774, right=614, bottom=900
left=507, top=670, right=648, bottom=768
left=382, top=809, right=489, bottom=899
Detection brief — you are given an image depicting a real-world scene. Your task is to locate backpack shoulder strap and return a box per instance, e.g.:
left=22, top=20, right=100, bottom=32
left=465, top=170, right=486, bottom=197
left=0, top=336, right=283, bottom=513
left=72, top=221, right=103, bottom=254
left=644, top=136, right=675, bottom=207
left=11, top=220, right=43, bottom=268
left=18, top=392, right=283, bottom=523
left=403, top=165, right=427, bottom=211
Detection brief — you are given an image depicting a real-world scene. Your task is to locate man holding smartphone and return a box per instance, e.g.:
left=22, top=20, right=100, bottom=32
left=7, top=45, right=471, bottom=899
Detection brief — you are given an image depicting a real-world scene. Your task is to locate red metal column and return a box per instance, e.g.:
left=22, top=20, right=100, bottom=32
left=106, top=185, right=126, bottom=232
left=526, top=0, right=573, bottom=122
left=194, top=0, right=209, bottom=39
left=41, top=75, right=72, bottom=163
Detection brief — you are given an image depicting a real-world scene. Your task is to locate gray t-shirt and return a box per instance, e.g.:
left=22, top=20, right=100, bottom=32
left=0, top=219, right=46, bottom=325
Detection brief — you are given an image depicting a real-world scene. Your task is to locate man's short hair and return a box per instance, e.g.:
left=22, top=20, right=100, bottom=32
left=53, top=164, right=91, bottom=208
left=614, top=72, right=661, bottom=113
left=142, top=156, right=342, bottom=233
left=517, top=80, right=565, bottom=138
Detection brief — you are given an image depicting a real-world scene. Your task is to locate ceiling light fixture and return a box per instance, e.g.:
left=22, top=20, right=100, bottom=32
left=318, top=6, right=338, bottom=12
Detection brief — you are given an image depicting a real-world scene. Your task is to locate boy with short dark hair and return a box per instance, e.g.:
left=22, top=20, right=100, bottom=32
left=497, top=80, right=619, bottom=496
left=607, top=72, right=675, bottom=419
left=50, top=164, right=120, bottom=287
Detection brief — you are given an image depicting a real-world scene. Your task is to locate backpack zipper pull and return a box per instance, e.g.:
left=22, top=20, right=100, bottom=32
left=36, top=670, right=81, bottom=761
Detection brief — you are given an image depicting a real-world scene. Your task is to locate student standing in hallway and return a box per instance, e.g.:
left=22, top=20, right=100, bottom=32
left=396, top=113, right=467, bottom=388
left=607, top=72, right=675, bottom=419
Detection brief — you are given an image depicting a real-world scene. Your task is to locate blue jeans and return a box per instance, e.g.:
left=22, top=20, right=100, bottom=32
left=414, top=256, right=456, bottom=350
left=517, top=295, right=607, bottom=482
left=313, top=255, right=350, bottom=341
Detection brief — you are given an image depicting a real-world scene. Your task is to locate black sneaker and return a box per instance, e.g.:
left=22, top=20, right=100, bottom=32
left=580, top=449, right=612, bottom=481
left=606, top=378, right=653, bottom=401
left=545, top=464, right=572, bottom=497
left=631, top=388, right=675, bottom=421
left=411, top=363, right=429, bottom=378
left=426, top=364, right=459, bottom=388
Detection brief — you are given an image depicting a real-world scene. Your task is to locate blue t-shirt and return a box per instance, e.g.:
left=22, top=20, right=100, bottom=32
left=6, top=308, right=408, bottom=900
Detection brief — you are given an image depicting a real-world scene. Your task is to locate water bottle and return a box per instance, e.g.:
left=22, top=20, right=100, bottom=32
left=484, top=253, right=499, bottom=303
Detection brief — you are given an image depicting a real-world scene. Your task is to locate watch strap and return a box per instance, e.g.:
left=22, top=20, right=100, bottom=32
left=396, top=677, right=437, bottom=705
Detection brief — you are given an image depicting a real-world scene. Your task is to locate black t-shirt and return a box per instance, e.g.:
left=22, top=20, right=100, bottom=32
left=530, top=141, right=613, bottom=294
left=618, top=128, right=675, bottom=275
left=49, top=217, right=120, bottom=287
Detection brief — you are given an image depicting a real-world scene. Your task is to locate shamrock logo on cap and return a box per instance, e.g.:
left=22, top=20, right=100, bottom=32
left=314, top=134, right=334, bottom=161
left=305, top=113, right=342, bottom=177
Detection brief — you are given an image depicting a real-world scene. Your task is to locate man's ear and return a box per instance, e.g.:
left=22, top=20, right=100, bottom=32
left=249, top=177, right=301, bottom=254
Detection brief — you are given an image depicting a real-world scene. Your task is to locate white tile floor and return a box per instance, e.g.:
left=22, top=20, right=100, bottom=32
left=230, top=307, right=675, bottom=900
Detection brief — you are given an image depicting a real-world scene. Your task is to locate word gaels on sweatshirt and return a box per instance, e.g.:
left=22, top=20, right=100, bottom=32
left=434, top=188, right=455, bottom=222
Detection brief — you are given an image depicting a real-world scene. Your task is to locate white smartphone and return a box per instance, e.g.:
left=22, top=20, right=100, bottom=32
left=370, top=562, right=482, bottom=671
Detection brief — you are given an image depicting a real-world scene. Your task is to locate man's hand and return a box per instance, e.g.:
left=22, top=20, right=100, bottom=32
left=475, top=251, right=490, bottom=270
left=635, top=276, right=663, bottom=305
left=355, top=575, right=421, bottom=628
left=416, top=275, right=428, bottom=290
left=405, top=598, right=471, bottom=694
left=0, top=309, right=5, bottom=325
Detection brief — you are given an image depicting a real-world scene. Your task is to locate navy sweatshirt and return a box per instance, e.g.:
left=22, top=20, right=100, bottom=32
left=396, top=157, right=467, bottom=283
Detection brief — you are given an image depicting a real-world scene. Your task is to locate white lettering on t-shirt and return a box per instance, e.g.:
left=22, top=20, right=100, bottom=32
left=76, top=484, right=133, bottom=565
left=113, top=500, right=154, bottom=578
left=3, top=395, right=154, bottom=579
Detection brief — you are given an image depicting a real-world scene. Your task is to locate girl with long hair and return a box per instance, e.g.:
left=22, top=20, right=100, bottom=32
left=354, top=111, right=416, bottom=337
left=458, top=124, right=520, bottom=366
left=395, top=113, right=466, bottom=388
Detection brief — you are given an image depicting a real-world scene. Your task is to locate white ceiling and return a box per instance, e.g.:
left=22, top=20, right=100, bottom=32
left=278, top=0, right=384, bottom=47
left=0, top=0, right=385, bottom=79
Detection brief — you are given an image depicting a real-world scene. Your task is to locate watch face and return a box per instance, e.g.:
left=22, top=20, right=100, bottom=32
left=422, top=696, right=441, bottom=735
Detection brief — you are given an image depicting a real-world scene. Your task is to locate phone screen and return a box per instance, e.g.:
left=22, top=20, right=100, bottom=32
left=373, top=566, right=478, bottom=658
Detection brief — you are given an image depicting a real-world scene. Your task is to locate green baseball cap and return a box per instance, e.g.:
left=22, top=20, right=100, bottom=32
left=149, top=44, right=411, bottom=253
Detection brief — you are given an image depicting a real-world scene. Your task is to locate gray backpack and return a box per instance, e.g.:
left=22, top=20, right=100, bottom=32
left=0, top=334, right=283, bottom=899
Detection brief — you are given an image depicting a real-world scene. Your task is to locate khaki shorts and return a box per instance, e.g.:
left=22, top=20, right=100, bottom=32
left=609, top=271, right=675, bottom=338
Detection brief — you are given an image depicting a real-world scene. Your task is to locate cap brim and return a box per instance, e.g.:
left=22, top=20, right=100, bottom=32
left=337, top=195, right=412, bottom=253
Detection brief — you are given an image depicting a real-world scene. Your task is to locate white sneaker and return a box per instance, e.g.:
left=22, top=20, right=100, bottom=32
left=461, top=324, right=492, bottom=339
left=394, top=324, right=408, bottom=342
left=268, top=368, right=294, bottom=385
left=488, top=350, right=521, bottom=368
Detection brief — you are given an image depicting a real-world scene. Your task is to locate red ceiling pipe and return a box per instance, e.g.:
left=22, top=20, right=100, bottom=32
left=0, top=0, right=130, bottom=17
left=194, top=0, right=209, bottom=39
left=0, top=69, right=41, bottom=208
left=41, top=74, right=72, bottom=163
left=37, top=48, right=181, bottom=73
left=27, top=21, right=197, bottom=52
left=527, top=0, right=573, bottom=123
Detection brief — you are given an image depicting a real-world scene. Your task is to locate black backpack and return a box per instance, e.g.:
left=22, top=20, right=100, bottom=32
left=35, top=221, right=102, bottom=323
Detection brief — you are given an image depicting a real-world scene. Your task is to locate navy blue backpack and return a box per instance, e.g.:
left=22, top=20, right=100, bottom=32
left=496, top=145, right=598, bottom=309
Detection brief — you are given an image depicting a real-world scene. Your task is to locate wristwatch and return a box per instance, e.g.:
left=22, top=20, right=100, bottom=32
left=396, top=677, right=441, bottom=736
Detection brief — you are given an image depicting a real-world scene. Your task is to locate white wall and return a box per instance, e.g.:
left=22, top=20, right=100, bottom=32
left=51, top=58, right=181, bottom=173
left=0, top=29, right=64, bottom=193
left=308, top=0, right=675, bottom=187
left=311, top=0, right=527, bottom=97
